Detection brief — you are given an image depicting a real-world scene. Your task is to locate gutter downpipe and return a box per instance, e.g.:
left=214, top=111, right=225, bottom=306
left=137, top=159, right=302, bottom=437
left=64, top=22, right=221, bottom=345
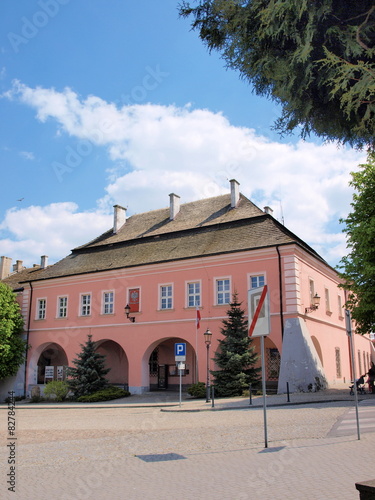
left=276, top=246, right=284, bottom=339
left=23, top=281, right=33, bottom=397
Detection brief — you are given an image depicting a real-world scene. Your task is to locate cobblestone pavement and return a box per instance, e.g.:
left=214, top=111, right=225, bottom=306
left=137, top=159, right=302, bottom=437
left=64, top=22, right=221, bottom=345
left=1, top=390, right=375, bottom=500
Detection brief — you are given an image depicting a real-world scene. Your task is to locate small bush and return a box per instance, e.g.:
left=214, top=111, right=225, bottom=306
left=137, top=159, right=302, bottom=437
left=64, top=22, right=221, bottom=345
left=30, top=395, right=45, bottom=403
left=187, top=382, right=206, bottom=398
left=43, top=380, right=70, bottom=402
left=77, top=386, right=130, bottom=402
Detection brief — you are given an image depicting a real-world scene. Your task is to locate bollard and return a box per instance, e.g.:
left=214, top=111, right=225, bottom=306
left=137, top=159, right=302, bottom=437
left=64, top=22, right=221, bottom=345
left=211, top=385, right=215, bottom=408
left=249, top=383, right=252, bottom=405
left=287, top=382, right=290, bottom=402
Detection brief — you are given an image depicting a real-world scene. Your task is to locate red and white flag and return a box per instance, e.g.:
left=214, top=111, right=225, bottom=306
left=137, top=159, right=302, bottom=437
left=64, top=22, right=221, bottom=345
left=196, top=307, right=201, bottom=329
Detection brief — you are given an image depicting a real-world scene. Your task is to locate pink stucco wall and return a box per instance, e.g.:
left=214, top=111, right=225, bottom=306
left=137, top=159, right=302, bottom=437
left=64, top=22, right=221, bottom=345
left=24, top=244, right=374, bottom=394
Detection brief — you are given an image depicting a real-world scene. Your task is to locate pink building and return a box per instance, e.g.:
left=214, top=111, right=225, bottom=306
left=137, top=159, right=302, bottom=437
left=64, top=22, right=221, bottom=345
left=1, top=179, right=374, bottom=398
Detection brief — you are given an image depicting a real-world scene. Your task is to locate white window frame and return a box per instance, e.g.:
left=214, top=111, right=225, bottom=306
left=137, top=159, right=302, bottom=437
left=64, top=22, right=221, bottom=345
left=338, top=294, right=344, bottom=317
left=187, top=281, right=201, bottom=308
left=309, top=279, right=315, bottom=305
left=249, top=274, right=265, bottom=289
left=160, top=284, right=173, bottom=310
left=325, top=288, right=331, bottom=313
left=80, top=293, right=91, bottom=316
left=215, top=277, right=231, bottom=305
left=102, top=291, right=114, bottom=315
left=57, top=296, right=68, bottom=318
left=37, top=298, right=46, bottom=320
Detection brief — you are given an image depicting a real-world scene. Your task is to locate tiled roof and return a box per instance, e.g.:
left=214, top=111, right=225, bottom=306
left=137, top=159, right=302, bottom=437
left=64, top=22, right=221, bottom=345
left=2, top=265, right=44, bottom=289
left=17, top=192, right=325, bottom=283
left=0, top=192, right=325, bottom=287
left=76, top=193, right=264, bottom=249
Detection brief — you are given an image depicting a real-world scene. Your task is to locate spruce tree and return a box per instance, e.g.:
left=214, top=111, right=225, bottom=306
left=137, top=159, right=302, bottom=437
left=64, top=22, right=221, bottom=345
left=212, top=293, right=259, bottom=397
left=67, top=334, right=110, bottom=398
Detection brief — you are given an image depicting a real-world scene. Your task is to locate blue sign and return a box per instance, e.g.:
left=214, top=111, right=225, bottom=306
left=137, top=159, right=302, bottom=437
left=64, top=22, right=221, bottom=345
left=175, top=343, right=186, bottom=357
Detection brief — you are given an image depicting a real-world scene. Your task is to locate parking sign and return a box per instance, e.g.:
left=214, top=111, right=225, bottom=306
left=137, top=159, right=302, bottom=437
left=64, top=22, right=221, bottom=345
left=175, top=342, right=186, bottom=361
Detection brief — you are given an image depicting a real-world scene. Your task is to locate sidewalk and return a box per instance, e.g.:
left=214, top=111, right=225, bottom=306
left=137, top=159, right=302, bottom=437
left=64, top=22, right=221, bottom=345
left=4, top=387, right=373, bottom=410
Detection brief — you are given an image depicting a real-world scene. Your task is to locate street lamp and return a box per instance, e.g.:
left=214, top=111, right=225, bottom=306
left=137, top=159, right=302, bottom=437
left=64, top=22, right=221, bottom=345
left=305, top=293, right=321, bottom=314
left=124, top=304, right=135, bottom=323
left=204, top=328, right=212, bottom=402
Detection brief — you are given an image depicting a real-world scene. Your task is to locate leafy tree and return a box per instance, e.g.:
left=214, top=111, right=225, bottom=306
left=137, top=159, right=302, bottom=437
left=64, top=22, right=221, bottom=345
left=212, top=293, right=259, bottom=396
left=338, top=151, right=375, bottom=335
left=180, top=1, right=375, bottom=148
left=67, top=334, right=110, bottom=398
left=0, top=282, right=27, bottom=380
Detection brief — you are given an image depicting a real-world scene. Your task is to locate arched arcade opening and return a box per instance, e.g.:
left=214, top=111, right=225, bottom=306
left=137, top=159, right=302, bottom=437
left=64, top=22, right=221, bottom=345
left=95, top=339, right=129, bottom=388
left=143, top=338, right=197, bottom=391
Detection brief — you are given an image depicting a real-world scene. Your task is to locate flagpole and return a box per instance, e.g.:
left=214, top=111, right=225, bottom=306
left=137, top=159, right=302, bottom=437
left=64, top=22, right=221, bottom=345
left=195, top=306, right=200, bottom=383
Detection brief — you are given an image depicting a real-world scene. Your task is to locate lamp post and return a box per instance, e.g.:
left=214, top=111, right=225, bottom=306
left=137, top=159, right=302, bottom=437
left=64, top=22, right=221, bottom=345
left=124, top=304, right=135, bottom=322
left=204, top=328, right=212, bottom=402
left=305, top=292, right=321, bottom=314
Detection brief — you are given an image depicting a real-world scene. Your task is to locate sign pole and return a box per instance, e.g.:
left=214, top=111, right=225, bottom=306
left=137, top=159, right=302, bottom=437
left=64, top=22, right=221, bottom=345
left=261, top=335, right=268, bottom=448
left=346, top=310, right=360, bottom=440
left=248, top=285, right=270, bottom=450
left=179, top=363, right=182, bottom=407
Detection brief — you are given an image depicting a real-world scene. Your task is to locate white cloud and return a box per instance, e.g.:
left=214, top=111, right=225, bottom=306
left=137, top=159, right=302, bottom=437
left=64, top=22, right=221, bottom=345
left=0, top=203, right=112, bottom=266
left=19, top=151, right=35, bottom=160
left=2, top=81, right=366, bottom=267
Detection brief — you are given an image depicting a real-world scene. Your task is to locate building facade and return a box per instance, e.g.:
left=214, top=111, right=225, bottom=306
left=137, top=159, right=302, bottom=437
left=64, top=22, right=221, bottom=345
left=1, top=179, right=374, bottom=398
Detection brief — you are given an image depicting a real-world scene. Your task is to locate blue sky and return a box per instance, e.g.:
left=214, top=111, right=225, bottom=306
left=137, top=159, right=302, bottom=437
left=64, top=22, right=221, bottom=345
left=0, top=0, right=365, bottom=268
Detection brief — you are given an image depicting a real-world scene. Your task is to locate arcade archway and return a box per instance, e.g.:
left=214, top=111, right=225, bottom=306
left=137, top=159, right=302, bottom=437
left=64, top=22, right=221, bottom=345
left=143, top=338, right=197, bottom=391
left=95, top=339, right=129, bottom=387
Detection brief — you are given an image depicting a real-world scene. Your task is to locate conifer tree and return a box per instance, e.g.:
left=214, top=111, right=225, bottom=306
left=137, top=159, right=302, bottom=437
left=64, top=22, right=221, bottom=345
left=212, top=293, right=259, bottom=397
left=67, top=334, right=110, bottom=398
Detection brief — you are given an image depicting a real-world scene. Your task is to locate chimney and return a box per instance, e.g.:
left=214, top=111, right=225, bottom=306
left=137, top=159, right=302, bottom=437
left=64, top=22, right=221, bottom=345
left=169, top=193, right=180, bottom=220
left=0, top=256, right=12, bottom=279
left=113, top=205, right=126, bottom=234
left=264, top=206, right=273, bottom=216
left=230, top=179, right=240, bottom=208
left=13, top=260, right=23, bottom=273
left=41, top=255, right=48, bottom=269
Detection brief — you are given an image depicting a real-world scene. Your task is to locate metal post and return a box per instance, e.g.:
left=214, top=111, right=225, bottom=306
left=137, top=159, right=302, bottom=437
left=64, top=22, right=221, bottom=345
left=346, top=310, right=360, bottom=440
left=179, top=363, right=182, bottom=407
left=287, top=382, right=290, bottom=403
left=211, top=385, right=215, bottom=408
left=249, top=383, right=252, bottom=406
left=206, top=342, right=210, bottom=402
left=261, top=335, right=268, bottom=448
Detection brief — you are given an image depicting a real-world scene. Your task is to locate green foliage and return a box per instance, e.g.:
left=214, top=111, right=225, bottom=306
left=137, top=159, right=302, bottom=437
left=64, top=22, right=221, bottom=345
left=67, top=334, right=110, bottom=398
left=180, top=1, right=375, bottom=148
left=43, top=380, right=70, bottom=402
left=187, top=381, right=206, bottom=398
left=77, top=386, right=130, bottom=402
left=338, top=151, right=375, bottom=334
left=211, top=293, right=260, bottom=397
left=0, top=282, right=27, bottom=380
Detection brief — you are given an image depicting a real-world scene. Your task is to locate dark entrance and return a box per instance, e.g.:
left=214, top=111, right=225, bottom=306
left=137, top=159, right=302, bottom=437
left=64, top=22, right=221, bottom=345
left=157, top=364, right=168, bottom=389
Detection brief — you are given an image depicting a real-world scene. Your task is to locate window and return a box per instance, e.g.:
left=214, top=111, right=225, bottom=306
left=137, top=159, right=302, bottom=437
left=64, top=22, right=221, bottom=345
left=309, top=279, right=315, bottom=304
left=335, top=348, right=341, bottom=378
left=216, top=278, right=230, bottom=305
left=187, top=282, right=200, bottom=307
left=57, top=296, right=67, bottom=318
left=358, top=350, right=362, bottom=375
left=325, top=288, right=331, bottom=313
left=338, top=295, right=343, bottom=317
left=160, top=285, right=173, bottom=310
left=103, top=291, right=114, bottom=314
left=81, top=294, right=91, bottom=316
left=251, top=275, right=265, bottom=289
left=37, top=298, right=46, bottom=320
